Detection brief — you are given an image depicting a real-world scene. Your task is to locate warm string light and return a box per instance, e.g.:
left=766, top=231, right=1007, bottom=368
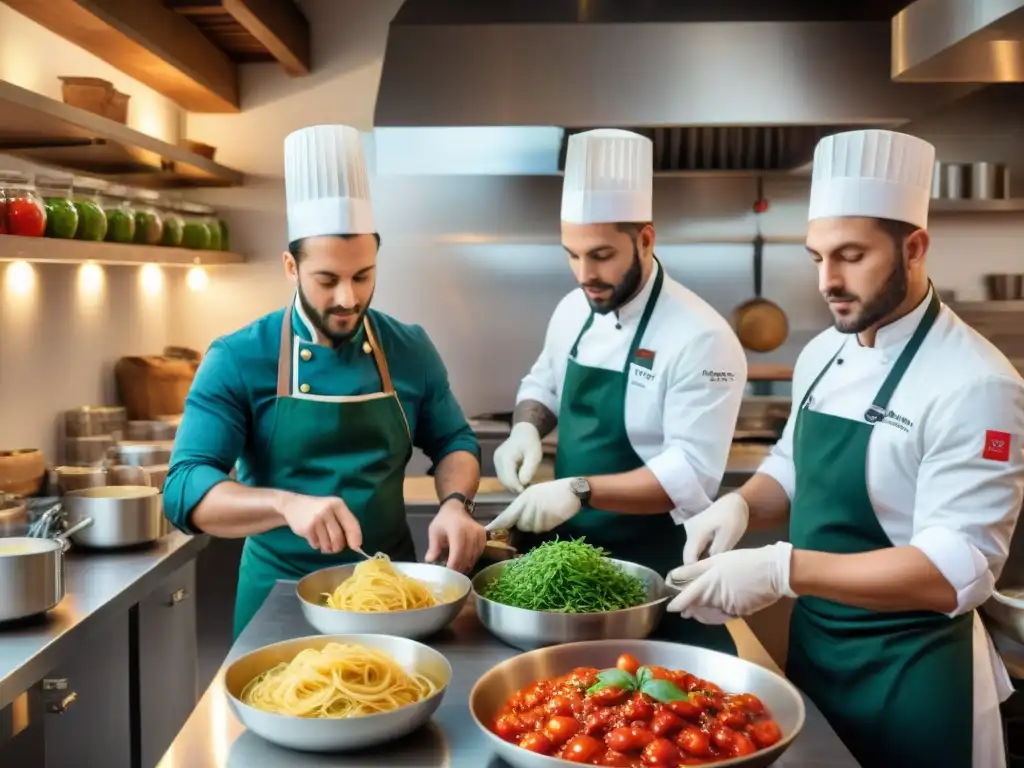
left=78, top=262, right=104, bottom=296
left=187, top=265, right=208, bottom=291
left=140, top=263, right=164, bottom=296
left=4, top=260, right=35, bottom=296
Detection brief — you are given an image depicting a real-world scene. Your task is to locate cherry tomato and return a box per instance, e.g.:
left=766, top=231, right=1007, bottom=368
left=518, top=709, right=543, bottom=729
left=494, top=714, right=526, bottom=741
left=6, top=198, right=45, bottom=237
left=700, top=681, right=723, bottom=695
left=518, top=731, right=553, bottom=754
left=584, top=707, right=616, bottom=736
left=546, top=695, right=574, bottom=717
left=606, top=725, right=656, bottom=753
left=710, top=725, right=736, bottom=751
left=666, top=699, right=702, bottom=721
left=522, top=682, right=550, bottom=709
left=0, top=201, right=7, bottom=234
left=675, top=726, right=712, bottom=757
left=731, top=731, right=757, bottom=756
left=570, top=667, right=599, bottom=688
left=591, top=686, right=629, bottom=706
left=647, top=665, right=674, bottom=680
left=616, top=653, right=641, bottom=676
left=561, top=734, right=604, bottom=763
left=544, top=716, right=580, bottom=747
left=598, top=750, right=634, bottom=767
left=650, top=710, right=685, bottom=737
left=717, top=708, right=748, bottom=730
left=680, top=674, right=700, bottom=692
left=739, top=693, right=766, bottom=715
left=622, top=692, right=656, bottom=722
left=748, top=718, right=783, bottom=748
left=641, top=737, right=682, bottom=767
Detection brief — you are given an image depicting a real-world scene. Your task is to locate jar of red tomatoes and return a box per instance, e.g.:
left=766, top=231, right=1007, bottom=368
left=0, top=171, right=47, bottom=238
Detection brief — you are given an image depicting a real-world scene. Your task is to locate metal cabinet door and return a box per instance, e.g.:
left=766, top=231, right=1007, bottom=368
left=138, top=561, right=199, bottom=768
left=44, top=611, right=132, bottom=768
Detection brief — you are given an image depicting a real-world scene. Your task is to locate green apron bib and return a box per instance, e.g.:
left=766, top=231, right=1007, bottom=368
left=515, top=262, right=736, bottom=655
left=786, top=289, right=974, bottom=767
left=232, top=308, right=415, bottom=639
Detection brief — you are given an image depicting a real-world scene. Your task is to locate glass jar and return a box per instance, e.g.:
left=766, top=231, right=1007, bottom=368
left=179, top=202, right=212, bottom=250
left=157, top=197, right=184, bottom=247
left=71, top=178, right=109, bottom=242
left=36, top=173, right=79, bottom=239
left=102, top=185, right=136, bottom=244
left=130, top=188, right=164, bottom=245
left=0, top=171, right=47, bottom=238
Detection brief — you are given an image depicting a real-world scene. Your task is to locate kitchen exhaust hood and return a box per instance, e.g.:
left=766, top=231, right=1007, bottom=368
left=374, top=0, right=977, bottom=131
left=892, top=0, right=1024, bottom=82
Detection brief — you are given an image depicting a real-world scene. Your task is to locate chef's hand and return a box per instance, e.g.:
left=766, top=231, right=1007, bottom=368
left=493, top=423, right=543, bottom=492
left=665, top=542, right=796, bottom=622
left=485, top=478, right=581, bottom=533
left=426, top=500, right=486, bottom=573
left=681, top=493, right=749, bottom=565
left=278, top=492, right=362, bottom=555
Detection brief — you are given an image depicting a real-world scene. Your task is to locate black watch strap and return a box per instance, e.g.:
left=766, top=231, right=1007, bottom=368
left=440, top=492, right=476, bottom=516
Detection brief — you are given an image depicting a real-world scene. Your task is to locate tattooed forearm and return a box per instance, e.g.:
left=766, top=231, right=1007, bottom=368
left=513, top=399, right=558, bottom=438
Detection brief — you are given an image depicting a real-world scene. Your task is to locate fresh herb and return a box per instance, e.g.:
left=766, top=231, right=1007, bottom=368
left=480, top=538, right=648, bottom=613
left=587, top=665, right=690, bottom=704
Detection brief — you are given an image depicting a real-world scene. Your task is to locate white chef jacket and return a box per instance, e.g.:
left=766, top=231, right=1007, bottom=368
left=517, top=260, right=747, bottom=523
left=758, top=287, right=1024, bottom=767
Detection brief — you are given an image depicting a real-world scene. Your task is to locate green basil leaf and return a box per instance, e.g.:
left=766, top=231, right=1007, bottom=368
left=635, top=666, right=653, bottom=689
left=640, top=679, right=690, bottom=703
left=586, top=668, right=637, bottom=694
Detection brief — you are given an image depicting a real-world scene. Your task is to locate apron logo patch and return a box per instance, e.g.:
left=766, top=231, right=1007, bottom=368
left=634, top=349, right=656, bottom=371
left=983, top=430, right=1012, bottom=462
left=701, top=369, right=736, bottom=385
left=863, top=405, right=886, bottom=424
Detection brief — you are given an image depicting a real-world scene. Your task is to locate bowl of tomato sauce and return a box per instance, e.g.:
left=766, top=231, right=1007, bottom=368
left=470, top=639, right=804, bottom=767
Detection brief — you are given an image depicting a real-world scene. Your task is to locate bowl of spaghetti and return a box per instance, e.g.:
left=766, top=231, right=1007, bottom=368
left=297, top=554, right=472, bottom=638
left=224, top=633, right=452, bottom=752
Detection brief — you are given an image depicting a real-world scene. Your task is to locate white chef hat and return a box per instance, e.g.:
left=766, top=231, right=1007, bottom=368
left=561, top=129, right=653, bottom=224
left=808, top=129, right=935, bottom=229
left=284, top=124, right=374, bottom=243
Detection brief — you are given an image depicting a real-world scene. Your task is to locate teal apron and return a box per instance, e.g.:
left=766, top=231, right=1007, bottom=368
left=233, top=308, right=415, bottom=639
left=515, top=263, right=736, bottom=655
left=786, top=290, right=974, bottom=767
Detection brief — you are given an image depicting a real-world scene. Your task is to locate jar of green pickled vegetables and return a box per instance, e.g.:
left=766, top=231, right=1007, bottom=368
left=179, top=202, right=212, bottom=250
left=71, top=178, right=108, bottom=242
left=36, top=173, right=78, bottom=239
left=157, top=197, right=184, bottom=247
left=130, top=188, right=164, bottom=245
left=102, top=185, right=136, bottom=244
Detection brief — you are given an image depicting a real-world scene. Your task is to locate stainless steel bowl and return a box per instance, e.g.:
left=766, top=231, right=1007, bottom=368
left=470, top=639, right=806, bottom=768
left=297, top=562, right=471, bottom=638
left=62, top=485, right=165, bottom=548
left=223, top=633, right=452, bottom=752
left=472, top=558, right=671, bottom=651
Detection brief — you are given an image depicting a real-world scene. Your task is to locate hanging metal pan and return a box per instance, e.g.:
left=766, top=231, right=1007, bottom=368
left=733, top=235, right=789, bottom=353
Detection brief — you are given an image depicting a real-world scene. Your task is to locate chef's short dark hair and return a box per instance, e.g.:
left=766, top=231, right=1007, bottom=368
left=874, top=218, right=920, bottom=253
left=614, top=222, right=653, bottom=237
left=288, top=233, right=382, bottom=262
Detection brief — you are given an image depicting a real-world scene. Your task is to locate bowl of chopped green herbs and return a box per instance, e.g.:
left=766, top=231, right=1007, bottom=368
left=471, top=539, right=673, bottom=651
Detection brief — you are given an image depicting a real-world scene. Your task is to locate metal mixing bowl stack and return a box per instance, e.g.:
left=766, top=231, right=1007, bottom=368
left=470, top=639, right=806, bottom=768
left=471, top=558, right=673, bottom=651
left=297, top=561, right=471, bottom=638
left=224, top=633, right=452, bottom=752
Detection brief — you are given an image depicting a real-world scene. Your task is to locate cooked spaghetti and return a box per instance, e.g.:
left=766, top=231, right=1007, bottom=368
left=239, top=642, right=439, bottom=718
left=324, top=554, right=440, bottom=612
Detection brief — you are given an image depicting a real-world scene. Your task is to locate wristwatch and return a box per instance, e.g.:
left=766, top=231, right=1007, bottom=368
left=569, top=477, right=591, bottom=505
left=440, top=492, right=476, bottom=516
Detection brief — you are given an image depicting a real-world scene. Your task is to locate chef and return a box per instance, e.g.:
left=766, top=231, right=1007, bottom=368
left=665, top=129, right=1024, bottom=767
left=487, top=129, right=749, bottom=653
left=164, top=124, right=487, bottom=639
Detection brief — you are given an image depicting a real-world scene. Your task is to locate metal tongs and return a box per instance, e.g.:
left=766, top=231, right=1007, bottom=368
left=28, top=502, right=64, bottom=538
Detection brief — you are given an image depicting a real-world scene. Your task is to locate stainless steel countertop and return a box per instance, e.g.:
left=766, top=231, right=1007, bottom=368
left=158, top=581, right=857, bottom=768
left=0, top=531, right=210, bottom=708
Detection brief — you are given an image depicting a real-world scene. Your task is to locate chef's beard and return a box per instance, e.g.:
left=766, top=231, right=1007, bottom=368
left=582, top=243, right=644, bottom=315
left=297, top=284, right=372, bottom=346
left=827, top=254, right=908, bottom=334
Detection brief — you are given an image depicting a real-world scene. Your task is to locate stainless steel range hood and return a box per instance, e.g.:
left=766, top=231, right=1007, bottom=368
left=892, top=0, right=1024, bottom=82
left=374, top=0, right=977, bottom=131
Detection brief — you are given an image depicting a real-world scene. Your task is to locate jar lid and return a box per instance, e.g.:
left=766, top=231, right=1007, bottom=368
left=0, top=171, right=30, bottom=186
left=72, top=176, right=108, bottom=195
left=35, top=172, right=74, bottom=189
left=131, top=188, right=160, bottom=203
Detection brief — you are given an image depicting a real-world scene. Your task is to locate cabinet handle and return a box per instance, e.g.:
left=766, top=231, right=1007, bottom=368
left=46, top=692, right=78, bottom=715
left=42, top=678, right=68, bottom=691
left=167, top=588, right=189, bottom=606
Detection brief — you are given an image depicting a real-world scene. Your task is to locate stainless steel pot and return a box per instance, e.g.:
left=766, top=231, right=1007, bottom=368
left=62, top=485, right=165, bottom=549
left=109, top=441, right=173, bottom=467
left=0, top=517, right=94, bottom=622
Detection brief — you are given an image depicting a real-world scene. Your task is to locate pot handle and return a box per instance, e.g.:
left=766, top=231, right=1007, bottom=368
left=55, top=516, right=95, bottom=552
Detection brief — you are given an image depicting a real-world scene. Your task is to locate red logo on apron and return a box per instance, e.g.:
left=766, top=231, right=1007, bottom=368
left=982, top=430, right=1011, bottom=462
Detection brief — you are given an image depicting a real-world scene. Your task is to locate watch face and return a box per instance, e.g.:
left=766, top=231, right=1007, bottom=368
left=571, top=478, right=589, bottom=497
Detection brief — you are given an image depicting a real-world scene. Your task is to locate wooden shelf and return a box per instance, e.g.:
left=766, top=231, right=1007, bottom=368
left=0, top=235, right=244, bottom=267
left=930, top=198, right=1024, bottom=213
left=0, top=80, right=244, bottom=188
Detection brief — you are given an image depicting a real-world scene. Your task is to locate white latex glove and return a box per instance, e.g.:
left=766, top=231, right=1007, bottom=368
left=485, top=478, right=581, bottom=533
left=666, top=542, right=797, bottom=622
left=493, top=422, right=544, bottom=493
left=681, top=493, right=749, bottom=566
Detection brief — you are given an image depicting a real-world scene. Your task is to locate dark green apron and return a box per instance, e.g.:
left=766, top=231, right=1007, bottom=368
left=515, top=263, right=736, bottom=655
left=786, top=290, right=974, bottom=767
left=233, top=308, right=415, bottom=639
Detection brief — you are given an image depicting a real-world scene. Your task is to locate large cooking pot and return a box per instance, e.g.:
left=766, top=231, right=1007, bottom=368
left=62, top=485, right=165, bottom=549
left=0, top=516, right=93, bottom=622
